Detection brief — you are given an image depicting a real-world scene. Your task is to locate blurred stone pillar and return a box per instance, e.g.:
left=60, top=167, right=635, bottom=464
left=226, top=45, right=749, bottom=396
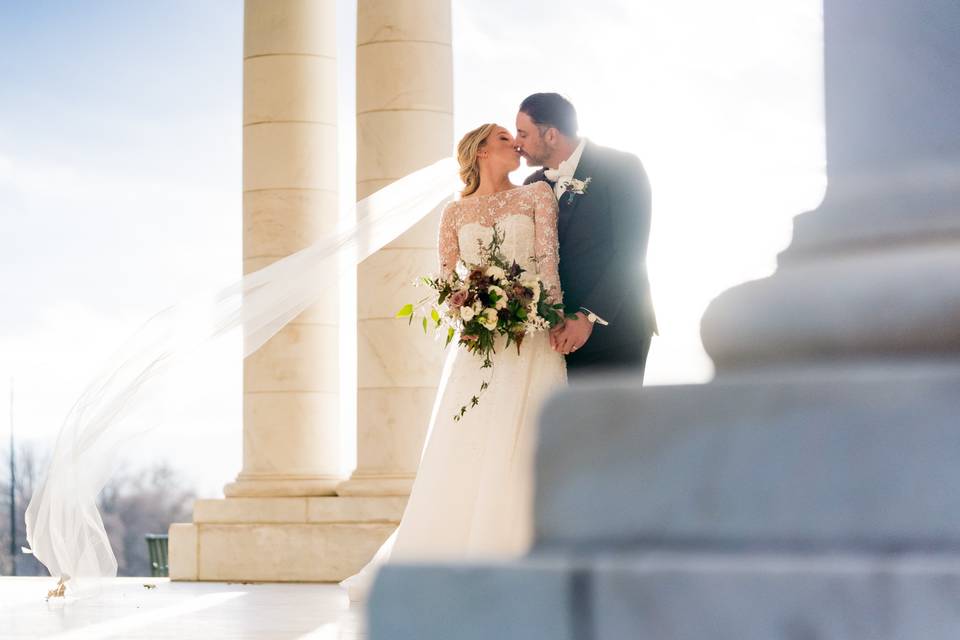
left=701, top=0, right=960, bottom=369
left=337, top=0, right=453, bottom=497
left=367, top=2, right=960, bottom=637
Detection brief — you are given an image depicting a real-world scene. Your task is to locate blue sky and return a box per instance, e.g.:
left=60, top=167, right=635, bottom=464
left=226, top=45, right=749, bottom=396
left=0, top=1, right=240, bottom=185
left=0, top=1, right=825, bottom=495
left=0, top=1, right=243, bottom=327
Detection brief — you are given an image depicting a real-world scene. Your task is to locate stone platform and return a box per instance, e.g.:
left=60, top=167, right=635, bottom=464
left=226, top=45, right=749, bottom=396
left=0, top=577, right=365, bottom=639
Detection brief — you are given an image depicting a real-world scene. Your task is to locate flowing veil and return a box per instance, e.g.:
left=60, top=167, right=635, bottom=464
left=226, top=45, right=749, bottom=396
left=24, top=158, right=460, bottom=588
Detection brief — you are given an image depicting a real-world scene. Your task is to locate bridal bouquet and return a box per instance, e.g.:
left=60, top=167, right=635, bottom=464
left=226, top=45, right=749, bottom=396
left=397, top=225, right=565, bottom=420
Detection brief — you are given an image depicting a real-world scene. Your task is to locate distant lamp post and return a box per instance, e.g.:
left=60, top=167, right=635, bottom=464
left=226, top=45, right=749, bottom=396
left=8, top=378, right=15, bottom=577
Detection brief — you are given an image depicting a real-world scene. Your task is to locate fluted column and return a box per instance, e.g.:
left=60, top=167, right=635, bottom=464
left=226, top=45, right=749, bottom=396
left=337, top=0, right=453, bottom=497
left=225, top=0, right=342, bottom=497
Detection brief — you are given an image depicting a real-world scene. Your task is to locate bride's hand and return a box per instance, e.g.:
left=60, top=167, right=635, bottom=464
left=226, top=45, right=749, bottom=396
left=548, top=320, right=565, bottom=350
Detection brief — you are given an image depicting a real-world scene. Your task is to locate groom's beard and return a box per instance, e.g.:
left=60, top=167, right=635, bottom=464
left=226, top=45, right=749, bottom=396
left=522, top=153, right=547, bottom=168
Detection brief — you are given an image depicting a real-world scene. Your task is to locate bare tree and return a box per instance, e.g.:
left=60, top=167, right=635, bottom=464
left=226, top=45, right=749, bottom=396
left=0, top=442, right=195, bottom=577
left=0, top=443, right=49, bottom=576
left=99, top=461, right=195, bottom=576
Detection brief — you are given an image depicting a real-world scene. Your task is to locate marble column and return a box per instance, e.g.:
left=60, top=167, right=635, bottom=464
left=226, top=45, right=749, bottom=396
left=336, top=0, right=453, bottom=497
left=170, top=0, right=403, bottom=583
left=224, top=0, right=342, bottom=498
left=367, top=2, right=960, bottom=637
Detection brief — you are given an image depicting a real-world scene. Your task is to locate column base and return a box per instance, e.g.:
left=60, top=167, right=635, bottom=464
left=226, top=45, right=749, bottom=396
left=169, top=495, right=406, bottom=582
left=223, top=474, right=343, bottom=497
left=336, top=473, right=415, bottom=496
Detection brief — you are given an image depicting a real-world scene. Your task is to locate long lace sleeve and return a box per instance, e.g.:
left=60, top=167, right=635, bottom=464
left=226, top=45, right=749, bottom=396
left=531, top=181, right=562, bottom=304
left=438, top=201, right=460, bottom=277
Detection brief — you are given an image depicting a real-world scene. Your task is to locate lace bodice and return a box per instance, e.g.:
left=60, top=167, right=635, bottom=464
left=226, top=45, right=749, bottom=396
left=437, top=181, right=562, bottom=304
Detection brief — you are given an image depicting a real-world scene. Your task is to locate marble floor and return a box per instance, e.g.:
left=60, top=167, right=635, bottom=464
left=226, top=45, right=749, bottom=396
left=0, top=577, right=366, bottom=639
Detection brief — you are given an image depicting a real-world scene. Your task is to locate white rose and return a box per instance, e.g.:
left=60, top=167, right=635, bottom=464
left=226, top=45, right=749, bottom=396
left=485, top=265, right=506, bottom=281
left=460, top=305, right=476, bottom=321
left=478, top=307, right=499, bottom=330
left=488, top=285, right=508, bottom=310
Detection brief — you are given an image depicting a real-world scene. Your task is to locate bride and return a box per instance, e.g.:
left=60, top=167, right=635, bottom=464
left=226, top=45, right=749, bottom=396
left=340, top=123, right=567, bottom=601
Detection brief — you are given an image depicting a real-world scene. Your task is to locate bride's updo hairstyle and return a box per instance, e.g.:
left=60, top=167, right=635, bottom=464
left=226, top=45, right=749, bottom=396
left=457, top=123, right=498, bottom=197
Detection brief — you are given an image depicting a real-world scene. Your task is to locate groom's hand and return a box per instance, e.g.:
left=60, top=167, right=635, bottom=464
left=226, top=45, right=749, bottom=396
left=554, top=313, right=594, bottom=355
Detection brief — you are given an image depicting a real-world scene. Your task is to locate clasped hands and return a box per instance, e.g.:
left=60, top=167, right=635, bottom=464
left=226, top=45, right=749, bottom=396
left=550, top=312, right=594, bottom=355
left=460, top=311, right=595, bottom=355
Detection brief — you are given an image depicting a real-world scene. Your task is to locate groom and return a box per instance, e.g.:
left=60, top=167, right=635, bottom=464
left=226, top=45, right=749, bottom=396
left=517, top=93, right=657, bottom=379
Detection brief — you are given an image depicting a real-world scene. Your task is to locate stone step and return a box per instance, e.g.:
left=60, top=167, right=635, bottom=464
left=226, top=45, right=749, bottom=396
left=534, top=366, right=960, bottom=551
left=369, top=552, right=960, bottom=640
left=170, top=520, right=395, bottom=582
left=171, top=495, right=406, bottom=581
left=192, top=495, right=407, bottom=524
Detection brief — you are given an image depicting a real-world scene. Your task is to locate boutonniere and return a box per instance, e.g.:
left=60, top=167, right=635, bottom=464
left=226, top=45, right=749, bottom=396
left=560, top=177, right=591, bottom=205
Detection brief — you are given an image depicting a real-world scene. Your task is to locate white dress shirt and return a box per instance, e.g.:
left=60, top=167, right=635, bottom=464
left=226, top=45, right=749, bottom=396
left=544, top=138, right=588, bottom=199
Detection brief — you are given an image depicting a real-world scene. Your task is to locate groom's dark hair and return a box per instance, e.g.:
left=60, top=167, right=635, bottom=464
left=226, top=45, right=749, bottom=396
left=519, top=93, right=578, bottom=138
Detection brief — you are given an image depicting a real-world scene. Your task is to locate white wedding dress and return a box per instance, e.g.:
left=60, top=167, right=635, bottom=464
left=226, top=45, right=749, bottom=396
left=341, top=180, right=567, bottom=601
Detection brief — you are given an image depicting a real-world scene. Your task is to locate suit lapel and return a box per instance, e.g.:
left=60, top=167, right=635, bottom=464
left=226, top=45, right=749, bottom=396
left=557, top=140, right=597, bottom=238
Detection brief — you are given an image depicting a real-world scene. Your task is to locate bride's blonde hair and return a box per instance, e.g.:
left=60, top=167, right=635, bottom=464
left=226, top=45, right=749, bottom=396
left=457, top=123, right=498, bottom=197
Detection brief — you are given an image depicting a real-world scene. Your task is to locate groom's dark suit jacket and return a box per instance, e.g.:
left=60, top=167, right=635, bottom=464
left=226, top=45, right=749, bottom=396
left=524, top=140, right=657, bottom=372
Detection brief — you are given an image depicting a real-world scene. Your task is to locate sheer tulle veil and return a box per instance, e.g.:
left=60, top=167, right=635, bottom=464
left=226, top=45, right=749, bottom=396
left=24, top=158, right=459, bottom=588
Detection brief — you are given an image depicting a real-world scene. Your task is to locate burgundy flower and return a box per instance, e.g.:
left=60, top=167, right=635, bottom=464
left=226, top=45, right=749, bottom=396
left=511, top=283, right=533, bottom=304
left=448, top=288, right=469, bottom=309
